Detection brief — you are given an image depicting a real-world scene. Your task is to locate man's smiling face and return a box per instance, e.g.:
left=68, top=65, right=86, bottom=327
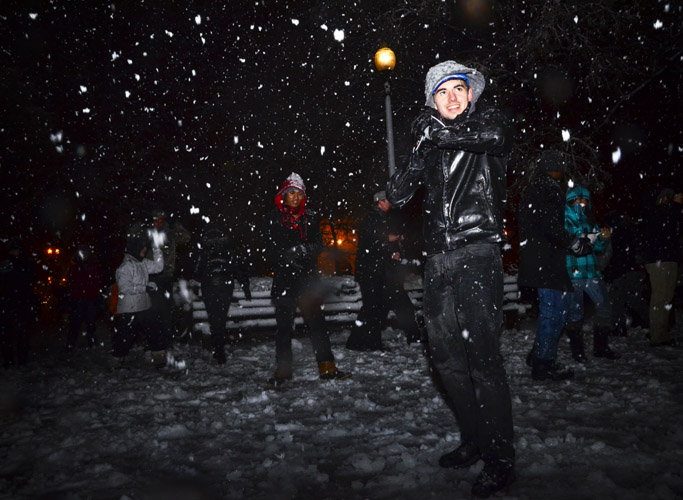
left=433, top=79, right=473, bottom=120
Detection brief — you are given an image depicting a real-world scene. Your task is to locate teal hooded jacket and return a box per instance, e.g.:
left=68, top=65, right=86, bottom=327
left=565, top=185, right=609, bottom=280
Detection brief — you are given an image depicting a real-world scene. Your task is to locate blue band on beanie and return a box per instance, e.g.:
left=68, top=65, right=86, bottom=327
left=432, top=74, right=470, bottom=95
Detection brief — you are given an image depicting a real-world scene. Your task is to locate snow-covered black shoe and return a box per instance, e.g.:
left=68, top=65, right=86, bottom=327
left=471, top=460, right=515, bottom=498
left=266, top=375, right=293, bottom=389
left=594, top=327, right=621, bottom=360
left=152, top=350, right=167, bottom=368
left=266, top=366, right=293, bottom=388
left=438, top=441, right=480, bottom=469
left=213, top=348, right=227, bottom=365
left=532, top=359, right=574, bottom=381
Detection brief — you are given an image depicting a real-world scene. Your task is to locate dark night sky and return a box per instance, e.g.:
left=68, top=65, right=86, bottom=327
left=1, top=0, right=681, bottom=269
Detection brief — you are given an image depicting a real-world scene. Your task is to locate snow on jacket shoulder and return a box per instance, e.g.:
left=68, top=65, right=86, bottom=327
left=115, top=248, right=163, bottom=313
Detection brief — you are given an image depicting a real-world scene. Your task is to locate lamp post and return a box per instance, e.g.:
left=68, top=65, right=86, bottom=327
left=374, top=47, right=396, bottom=177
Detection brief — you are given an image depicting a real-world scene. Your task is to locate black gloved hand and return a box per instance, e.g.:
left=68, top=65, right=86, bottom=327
left=410, top=107, right=441, bottom=143
left=569, top=236, right=593, bottom=257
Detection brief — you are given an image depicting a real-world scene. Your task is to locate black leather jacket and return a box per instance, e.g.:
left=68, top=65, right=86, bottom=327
left=387, top=107, right=511, bottom=254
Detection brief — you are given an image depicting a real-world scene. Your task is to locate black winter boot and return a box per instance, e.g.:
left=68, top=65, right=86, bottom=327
left=594, top=326, right=621, bottom=360
left=610, top=321, right=628, bottom=337
left=472, top=460, right=515, bottom=498
left=213, top=348, right=227, bottom=365
left=565, top=322, right=587, bottom=363
left=532, top=358, right=574, bottom=381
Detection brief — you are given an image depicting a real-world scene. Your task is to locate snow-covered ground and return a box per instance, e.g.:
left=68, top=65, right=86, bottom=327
left=1, top=317, right=682, bottom=500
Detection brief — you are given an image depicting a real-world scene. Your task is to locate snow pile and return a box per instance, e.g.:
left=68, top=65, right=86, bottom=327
left=1, top=318, right=682, bottom=499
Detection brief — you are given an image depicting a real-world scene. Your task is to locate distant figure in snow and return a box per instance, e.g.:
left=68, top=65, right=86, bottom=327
left=563, top=184, right=621, bottom=361
left=262, top=172, right=350, bottom=386
left=601, top=211, right=649, bottom=336
left=65, top=243, right=103, bottom=351
left=111, top=234, right=166, bottom=369
left=345, top=190, right=421, bottom=351
left=641, top=187, right=683, bottom=346
left=518, top=150, right=592, bottom=380
left=194, top=223, right=252, bottom=364
left=128, top=208, right=190, bottom=341
left=386, top=59, right=514, bottom=497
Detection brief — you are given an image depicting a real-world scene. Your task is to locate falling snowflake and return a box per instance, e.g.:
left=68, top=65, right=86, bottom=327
left=562, top=129, right=571, bottom=142
left=333, top=29, right=344, bottom=42
left=612, top=147, right=622, bottom=164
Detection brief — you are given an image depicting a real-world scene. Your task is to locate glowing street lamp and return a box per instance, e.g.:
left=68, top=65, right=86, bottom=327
left=374, top=47, right=396, bottom=176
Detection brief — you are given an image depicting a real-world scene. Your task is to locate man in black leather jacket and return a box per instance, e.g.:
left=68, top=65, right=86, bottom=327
left=386, top=60, right=514, bottom=497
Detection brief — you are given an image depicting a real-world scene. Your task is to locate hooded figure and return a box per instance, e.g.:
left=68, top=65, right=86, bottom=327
left=110, top=234, right=165, bottom=369
left=563, top=184, right=620, bottom=361
left=423, top=60, right=486, bottom=114
left=261, top=172, right=350, bottom=385
left=386, top=60, right=515, bottom=497
left=65, top=243, right=103, bottom=351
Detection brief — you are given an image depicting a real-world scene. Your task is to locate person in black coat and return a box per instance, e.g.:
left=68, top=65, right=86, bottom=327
left=345, top=191, right=420, bottom=351
left=262, top=172, right=350, bottom=386
left=194, top=225, right=251, bottom=364
left=518, top=150, right=592, bottom=381
left=602, top=212, right=649, bottom=335
left=0, top=239, right=38, bottom=366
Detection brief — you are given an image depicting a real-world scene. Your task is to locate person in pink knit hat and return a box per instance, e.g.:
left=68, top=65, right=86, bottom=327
left=262, top=172, right=351, bottom=387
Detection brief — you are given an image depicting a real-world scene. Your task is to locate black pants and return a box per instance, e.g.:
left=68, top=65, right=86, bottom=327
left=423, top=244, right=514, bottom=464
left=202, top=283, right=234, bottom=351
left=66, top=298, right=98, bottom=349
left=346, top=275, right=420, bottom=350
left=273, top=291, right=334, bottom=370
left=112, top=308, right=167, bottom=357
left=148, top=275, right=174, bottom=339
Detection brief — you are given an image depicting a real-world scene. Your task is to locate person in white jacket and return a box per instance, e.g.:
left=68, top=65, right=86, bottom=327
left=111, top=234, right=165, bottom=369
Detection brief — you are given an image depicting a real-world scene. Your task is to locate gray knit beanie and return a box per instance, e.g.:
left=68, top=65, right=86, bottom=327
left=424, top=60, right=486, bottom=114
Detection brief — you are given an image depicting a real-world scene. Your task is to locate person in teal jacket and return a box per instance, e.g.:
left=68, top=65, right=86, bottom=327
left=564, top=184, right=621, bottom=361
